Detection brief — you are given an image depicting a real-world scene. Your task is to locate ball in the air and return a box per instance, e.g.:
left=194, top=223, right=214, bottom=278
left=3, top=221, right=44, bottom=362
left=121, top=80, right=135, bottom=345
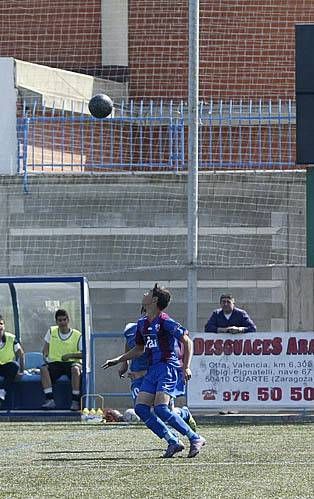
left=88, top=93, right=113, bottom=119
left=123, top=408, right=140, bottom=423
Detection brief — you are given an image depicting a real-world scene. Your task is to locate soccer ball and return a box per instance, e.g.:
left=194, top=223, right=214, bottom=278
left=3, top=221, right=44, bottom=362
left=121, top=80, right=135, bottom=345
left=88, top=93, right=113, bottom=119
left=123, top=408, right=140, bottom=423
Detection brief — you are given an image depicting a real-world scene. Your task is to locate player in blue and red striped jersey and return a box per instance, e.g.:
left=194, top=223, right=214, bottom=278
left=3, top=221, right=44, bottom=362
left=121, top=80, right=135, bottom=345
left=119, top=320, right=196, bottom=431
left=102, top=283, right=205, bottom=458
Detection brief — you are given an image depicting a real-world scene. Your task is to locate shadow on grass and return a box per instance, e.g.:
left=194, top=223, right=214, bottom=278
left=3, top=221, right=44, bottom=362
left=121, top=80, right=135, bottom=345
left=39, top=448, right=162, bottom=454
left=39, top=457, right=140, bottom=462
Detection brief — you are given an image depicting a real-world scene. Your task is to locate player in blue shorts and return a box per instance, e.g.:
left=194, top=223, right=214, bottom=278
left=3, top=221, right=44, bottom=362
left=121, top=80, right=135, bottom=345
left=119, top=321, right=196, bottom=431
left=118, top=322, right=148, bottom=403
left=102, top=283, right=205, bottom=458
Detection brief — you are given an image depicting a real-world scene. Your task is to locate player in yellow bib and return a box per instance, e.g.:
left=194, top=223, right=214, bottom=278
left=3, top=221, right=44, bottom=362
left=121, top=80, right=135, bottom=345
left=40, top=309, right=82, bottom=411
left=0, top=314, right=25, bottom=407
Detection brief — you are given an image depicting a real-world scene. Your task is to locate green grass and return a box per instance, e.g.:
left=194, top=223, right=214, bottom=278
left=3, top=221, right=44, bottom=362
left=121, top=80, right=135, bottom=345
left=0, top=422, right=313, bottom=499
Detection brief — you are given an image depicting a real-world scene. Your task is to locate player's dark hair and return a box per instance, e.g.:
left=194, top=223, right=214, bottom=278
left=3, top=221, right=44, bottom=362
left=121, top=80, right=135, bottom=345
left=220, top=294, right=234, bottom=302
left=55, top=309, right=69, bottom=321
left=152, top=283, right=171, bottom=310
left=0, top=314, right=4, bottom=322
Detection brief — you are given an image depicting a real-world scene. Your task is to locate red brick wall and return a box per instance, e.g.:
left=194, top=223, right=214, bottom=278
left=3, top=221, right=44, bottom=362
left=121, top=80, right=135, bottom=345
left=0, top=1, right=101, bottom=72
left=2, top=1, right=314, bottom=100
left=128, top=0, right=314, bottom=100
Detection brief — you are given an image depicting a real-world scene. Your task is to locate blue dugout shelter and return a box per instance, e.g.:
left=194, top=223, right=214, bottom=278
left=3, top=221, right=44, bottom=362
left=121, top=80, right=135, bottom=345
left=0, top=276, right=92, bottom=419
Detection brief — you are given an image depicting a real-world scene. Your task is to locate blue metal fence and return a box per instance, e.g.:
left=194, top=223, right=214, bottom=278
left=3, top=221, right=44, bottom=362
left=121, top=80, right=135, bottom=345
left=17, top=99, right=296, bottom=181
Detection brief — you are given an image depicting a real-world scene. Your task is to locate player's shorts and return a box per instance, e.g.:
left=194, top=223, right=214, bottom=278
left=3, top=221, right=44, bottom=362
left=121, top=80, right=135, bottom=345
left=45, top=361, right=82, bottom=383
left=172, top=369, right=186, bottom=398
left=130, top=377, right=144, bottom=403
left=139, top=363, right=180, bottom=397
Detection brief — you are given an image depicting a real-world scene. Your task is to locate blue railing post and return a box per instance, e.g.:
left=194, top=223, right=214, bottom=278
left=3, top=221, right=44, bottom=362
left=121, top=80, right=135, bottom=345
left=238, top=99, right=243, bottom=167
left=149, top=100, right=153, bottom=168
left=228, top=99, right=233, bottom=166
left=268, top=99, right=272, bottom=166
left=278, top=99, right=282, bottom=166
left=209, top=98, right=213, bottom=168
left=199, top=100, right=204, bottom=168
left=218, top=99, right=223, bottom=167
left=258, top=99, right=262, bottom=166
left=130, top=99, right=134, bottom=166
left=139, top=100, right=143, bottom=167
left=288, top=99, right=292, bottom=165
left=180, top=100, right=185, bottom=169
left=22, top=117, right=30, bottom=194
left=248, top=99, right=252, bottom=167
left=169, top=100, right=173, bottom=169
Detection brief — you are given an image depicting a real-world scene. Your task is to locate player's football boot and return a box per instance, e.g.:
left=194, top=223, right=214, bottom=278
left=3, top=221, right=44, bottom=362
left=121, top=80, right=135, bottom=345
left=187, top=436, right=206, bottom=458
left=163, top=440, right=185, bottom=458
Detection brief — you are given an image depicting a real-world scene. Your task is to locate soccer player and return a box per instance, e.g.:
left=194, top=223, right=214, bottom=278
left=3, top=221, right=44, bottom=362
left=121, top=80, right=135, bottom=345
left=118, top=321, right=148, bottom=403
left=0, top=315, right=25, bottom=407
left=102, top=283, right=205, bottom=458
left=120, top=321, right=196, bottom=431
left=40, top=309, right=82, bottom=411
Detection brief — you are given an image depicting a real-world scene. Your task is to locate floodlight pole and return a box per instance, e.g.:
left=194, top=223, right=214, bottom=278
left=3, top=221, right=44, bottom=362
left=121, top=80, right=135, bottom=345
left=187, top=0, right=199, bottom=333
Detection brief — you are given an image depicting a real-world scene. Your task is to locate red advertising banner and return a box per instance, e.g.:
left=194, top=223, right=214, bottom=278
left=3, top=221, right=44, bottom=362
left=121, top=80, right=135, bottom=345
left=187, top=332, right=314, bottom=410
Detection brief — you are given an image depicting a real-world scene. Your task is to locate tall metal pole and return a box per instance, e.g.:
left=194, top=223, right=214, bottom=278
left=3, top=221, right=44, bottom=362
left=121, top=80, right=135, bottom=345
left=187, top=0, right=199, bottom=332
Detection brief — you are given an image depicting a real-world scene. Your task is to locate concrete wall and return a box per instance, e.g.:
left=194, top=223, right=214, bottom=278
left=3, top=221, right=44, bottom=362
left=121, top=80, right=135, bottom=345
left=0, top=172, right=312, bottom=408
left=0, top=58, right=17, bottom=174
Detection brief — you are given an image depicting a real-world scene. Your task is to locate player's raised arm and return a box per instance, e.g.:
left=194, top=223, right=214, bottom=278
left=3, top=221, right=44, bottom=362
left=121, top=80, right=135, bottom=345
left=101, top=344, right=145, bottom=370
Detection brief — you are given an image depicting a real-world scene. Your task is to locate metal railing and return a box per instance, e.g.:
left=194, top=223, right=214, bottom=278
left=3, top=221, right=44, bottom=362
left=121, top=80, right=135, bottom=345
left=17, top=99, right=296, bottom=183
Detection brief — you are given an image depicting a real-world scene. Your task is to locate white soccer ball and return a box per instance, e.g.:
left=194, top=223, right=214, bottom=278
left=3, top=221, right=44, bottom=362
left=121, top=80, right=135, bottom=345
left=123, top=408, right=140, bottom=423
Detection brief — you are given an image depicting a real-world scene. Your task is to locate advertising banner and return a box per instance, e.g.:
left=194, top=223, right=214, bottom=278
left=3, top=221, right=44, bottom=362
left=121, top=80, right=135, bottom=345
left=187, top=332, right=314, bottom=410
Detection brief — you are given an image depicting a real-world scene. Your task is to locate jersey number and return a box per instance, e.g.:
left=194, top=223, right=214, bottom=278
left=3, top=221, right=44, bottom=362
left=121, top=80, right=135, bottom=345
left=145, top=335, right=158, bottom=349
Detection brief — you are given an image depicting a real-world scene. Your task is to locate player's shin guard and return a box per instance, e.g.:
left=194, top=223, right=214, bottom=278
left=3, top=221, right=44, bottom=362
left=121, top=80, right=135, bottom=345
left=135, top=403, right=177, bottom=444
left=154, top=404, right=198, bottom=439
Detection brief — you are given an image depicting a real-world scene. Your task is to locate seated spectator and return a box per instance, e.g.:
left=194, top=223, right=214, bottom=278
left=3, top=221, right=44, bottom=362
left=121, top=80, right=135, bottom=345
left=40, top=309, right=82, bottom=411
left=0, top=314, right=25, bottom=407
left=204, top=294, right=256, bottom=334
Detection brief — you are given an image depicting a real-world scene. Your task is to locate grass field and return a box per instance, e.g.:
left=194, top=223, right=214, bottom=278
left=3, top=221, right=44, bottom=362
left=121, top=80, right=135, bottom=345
left=0, top=421, right=313, bottom=499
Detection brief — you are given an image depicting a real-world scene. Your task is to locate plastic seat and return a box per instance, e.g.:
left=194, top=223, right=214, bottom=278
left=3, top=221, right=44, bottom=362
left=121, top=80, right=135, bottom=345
left=13, top=352, right=72, bottom=409
left=24, top=352, right=43, bottom=369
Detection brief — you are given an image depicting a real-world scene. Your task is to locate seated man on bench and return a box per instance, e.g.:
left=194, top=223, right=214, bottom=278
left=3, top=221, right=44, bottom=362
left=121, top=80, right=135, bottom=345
left=40, top=308, right=82, bottom=411
left=0, top=314, right=25, bottom=408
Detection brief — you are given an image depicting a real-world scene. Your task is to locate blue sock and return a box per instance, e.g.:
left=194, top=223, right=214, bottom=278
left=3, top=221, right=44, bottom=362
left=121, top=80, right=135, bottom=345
left=174, top=406, right=189, bottom=422
left=179, top=406, right=190, bottom=421
left=155, top=404, right=199, bottom=440
left=135, top=403, right=178, bottom=444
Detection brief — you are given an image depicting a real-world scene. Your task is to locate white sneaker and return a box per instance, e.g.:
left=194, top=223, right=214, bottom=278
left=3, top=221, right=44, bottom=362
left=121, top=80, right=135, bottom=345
left=0, top=389, right=6, bottom=400
left=42, top=399, right=56, bottom=410
left=70, top=400, right=80, bottom=411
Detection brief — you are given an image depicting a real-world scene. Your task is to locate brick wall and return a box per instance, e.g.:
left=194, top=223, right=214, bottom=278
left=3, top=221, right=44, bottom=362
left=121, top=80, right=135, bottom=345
left=128, top=0, right=314, bottom=100
left=1, top=1, right=313, bottom=100
left=0, top=1, right=102, bottom=74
